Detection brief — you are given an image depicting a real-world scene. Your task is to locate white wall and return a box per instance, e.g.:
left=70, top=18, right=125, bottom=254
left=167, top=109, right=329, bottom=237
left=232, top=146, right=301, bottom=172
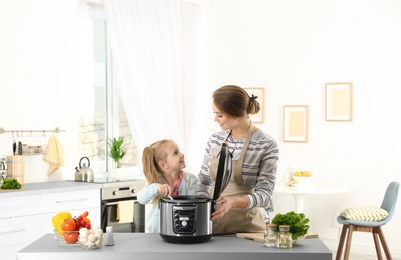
left=1, top=0, right=401, bottom=257
left=207, top=0, right=401, bottom=257
left=0, top=0, right=80, bottom=182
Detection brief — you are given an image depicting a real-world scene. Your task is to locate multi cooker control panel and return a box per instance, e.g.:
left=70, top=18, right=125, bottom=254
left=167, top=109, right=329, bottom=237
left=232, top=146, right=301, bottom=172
left=173, top=205, right=196, bottom=234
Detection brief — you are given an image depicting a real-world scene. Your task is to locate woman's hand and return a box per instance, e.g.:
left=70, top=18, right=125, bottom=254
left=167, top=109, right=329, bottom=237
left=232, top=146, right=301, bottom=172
left=211, top=196, right=235, bottom=221
left=211, top=196, right=249, bottom=221
left=157, top=184, right=173, bottom=196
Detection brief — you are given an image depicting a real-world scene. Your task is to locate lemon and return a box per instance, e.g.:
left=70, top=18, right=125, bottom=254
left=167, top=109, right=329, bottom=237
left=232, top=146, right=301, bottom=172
left=294, top=171, right=312, bottom=177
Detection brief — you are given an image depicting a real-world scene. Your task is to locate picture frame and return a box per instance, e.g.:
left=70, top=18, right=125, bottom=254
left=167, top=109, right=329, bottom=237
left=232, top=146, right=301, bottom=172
left=283, top=105, right=309, bottom=142
left=244, top=88, right=264, bottom=123
left=325, top=82, right=353, bottom=121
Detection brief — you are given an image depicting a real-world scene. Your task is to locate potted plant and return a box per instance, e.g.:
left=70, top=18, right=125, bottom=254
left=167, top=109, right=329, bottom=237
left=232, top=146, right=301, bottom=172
left=271, top=211, right=310, bottom=242
left=108, top=137, right=126, bottom=169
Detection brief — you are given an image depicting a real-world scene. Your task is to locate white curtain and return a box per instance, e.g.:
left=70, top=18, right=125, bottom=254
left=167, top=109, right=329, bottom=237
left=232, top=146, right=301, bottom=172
left=104, top=0, right=208, bottom=172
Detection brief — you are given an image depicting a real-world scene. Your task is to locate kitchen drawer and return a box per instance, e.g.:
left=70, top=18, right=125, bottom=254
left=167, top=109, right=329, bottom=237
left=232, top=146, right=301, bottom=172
left=40, top=189, right=100, bottom=213
left=0, top=195, right=40, bottom=219
left=0, top=214, right=41, bottom=247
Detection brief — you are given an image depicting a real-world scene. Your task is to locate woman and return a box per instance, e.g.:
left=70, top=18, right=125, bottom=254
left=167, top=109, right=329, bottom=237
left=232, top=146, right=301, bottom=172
left=198, top=85, right=279, bottom=234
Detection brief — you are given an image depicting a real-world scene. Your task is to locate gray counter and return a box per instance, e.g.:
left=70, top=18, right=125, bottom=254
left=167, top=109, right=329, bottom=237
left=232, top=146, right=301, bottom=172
left=0, top=181, right=102, bottom=198
left=17, top=233, right=332, bottom=260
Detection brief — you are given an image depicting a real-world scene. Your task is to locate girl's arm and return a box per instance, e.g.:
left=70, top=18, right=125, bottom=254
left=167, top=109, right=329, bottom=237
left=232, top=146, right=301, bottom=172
left=137, top=183, right=160, bottom=204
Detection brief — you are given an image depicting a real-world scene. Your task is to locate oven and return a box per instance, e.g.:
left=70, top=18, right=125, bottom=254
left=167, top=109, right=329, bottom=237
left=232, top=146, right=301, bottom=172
left=99, top=180, right=146, bottom=233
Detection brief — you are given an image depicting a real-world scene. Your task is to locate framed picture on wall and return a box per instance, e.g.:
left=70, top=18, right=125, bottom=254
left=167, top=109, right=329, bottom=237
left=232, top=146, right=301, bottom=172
left=244, top=88, right=264, bottom=123
left=325, top=82, right=353, bottom=121
left=283, top=105, right=309, bottom=142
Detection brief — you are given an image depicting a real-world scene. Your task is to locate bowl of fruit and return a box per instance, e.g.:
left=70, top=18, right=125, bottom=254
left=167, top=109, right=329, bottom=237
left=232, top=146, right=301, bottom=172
left=52, top=211, right=92, bottom=246
left=292, top=171, right=313, bottom=183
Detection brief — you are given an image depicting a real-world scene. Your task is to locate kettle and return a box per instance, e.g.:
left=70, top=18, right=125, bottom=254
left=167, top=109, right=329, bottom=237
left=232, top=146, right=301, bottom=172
left=75, top=157, right=94, bottom=182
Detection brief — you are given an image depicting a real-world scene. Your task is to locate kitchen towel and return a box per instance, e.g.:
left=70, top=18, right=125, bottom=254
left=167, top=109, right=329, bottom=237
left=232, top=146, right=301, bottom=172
left=117, top=200, right=134, bottom=224
left=43, top=135, right=64, bottom=175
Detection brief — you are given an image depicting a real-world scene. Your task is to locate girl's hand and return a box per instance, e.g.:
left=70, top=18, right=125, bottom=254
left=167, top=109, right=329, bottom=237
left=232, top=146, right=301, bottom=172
left=211, top=196, right=234, bottom=221
left=157, top=184, right=173, bottom=196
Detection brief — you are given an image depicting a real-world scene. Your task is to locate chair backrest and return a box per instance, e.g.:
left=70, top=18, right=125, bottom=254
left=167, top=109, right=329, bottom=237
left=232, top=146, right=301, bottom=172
left=380, top=181, right=400, bottom=224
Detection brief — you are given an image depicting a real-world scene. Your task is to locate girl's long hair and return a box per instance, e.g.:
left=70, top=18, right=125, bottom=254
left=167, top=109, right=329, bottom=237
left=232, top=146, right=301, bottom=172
left=142, top=139, right=171, bottom=202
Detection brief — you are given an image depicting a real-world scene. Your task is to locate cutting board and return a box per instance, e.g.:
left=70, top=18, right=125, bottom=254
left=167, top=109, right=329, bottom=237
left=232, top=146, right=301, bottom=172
left=236, top=232, right=319, bottom=243
left=0, top=187, right=26, bottom=192
left=236, top=233, right=265, bottom=242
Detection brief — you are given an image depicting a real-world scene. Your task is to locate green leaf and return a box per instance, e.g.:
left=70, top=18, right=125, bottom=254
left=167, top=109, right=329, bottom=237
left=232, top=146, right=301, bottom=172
left=1, top=178, right=22, bottom=189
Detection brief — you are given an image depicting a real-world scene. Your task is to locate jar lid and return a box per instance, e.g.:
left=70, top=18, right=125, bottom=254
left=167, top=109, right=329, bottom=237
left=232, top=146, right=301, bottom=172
left=266, top=224, right=277, bottom=229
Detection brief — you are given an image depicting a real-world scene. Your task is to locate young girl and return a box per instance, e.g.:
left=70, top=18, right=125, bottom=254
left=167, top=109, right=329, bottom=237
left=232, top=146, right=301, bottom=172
left=137, top=139, right=198, bottom=233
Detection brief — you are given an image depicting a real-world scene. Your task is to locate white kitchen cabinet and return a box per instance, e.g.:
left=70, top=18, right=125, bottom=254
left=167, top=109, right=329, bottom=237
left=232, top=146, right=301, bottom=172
left=0, top=194, right=40, bottom=219
left=0, top=195, right=41, bottom=260
left=41, top=188, right=100, bottom=213
left=0, top=215, right=41, bottom=260
left=0, top=181, right=101, bottom=260
left=40, top=189, right=101, bottom=233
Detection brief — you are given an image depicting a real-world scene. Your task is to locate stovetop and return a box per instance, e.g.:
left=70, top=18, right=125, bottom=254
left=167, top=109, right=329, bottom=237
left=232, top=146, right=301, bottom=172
left=93, top=176, right=145, bottom=184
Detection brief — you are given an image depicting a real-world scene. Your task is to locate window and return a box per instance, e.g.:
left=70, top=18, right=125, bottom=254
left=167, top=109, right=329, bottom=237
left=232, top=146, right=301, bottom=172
left=77, top=2, right=139, bottom=174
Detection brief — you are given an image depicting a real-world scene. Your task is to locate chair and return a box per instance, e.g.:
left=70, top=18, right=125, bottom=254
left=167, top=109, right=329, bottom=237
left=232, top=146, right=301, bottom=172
left=336, top=181, right=400, bottom=260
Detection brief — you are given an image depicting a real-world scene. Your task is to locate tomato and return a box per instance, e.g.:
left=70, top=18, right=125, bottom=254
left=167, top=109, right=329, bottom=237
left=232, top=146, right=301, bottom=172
left=64, top=231, right=79, bottom=243
left=85, top=223, right=91, bottom=229
left=83, top=217, right=91, bottom=224
left=81, top=220, right=87, bottom=227
left=61, top=219, right=76, bottom=231
left=75, top=221, right=81, bottom=230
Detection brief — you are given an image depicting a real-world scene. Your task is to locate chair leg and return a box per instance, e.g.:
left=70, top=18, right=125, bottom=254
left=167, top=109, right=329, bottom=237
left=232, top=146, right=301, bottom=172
left=343, top=224, right=355, bottom=260
left=336, top=224, right=393, bottom=260
left=336, top=225, right=349, bottom=260
left=376, top=226, right=393, bottom=260
left=372, top=231, right=383, bottom=260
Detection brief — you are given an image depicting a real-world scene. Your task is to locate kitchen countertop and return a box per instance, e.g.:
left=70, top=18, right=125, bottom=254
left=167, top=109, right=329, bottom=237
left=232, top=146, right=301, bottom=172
left=17, top=233, right=332, bottom=260
left=0, top=181, right=102, bottom=198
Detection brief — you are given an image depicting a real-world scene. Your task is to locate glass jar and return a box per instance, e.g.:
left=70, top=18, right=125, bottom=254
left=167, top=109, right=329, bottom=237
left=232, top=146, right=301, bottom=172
left=264, top=224, right=277, bottom=247
left=277, top=225, right=292, bottom=248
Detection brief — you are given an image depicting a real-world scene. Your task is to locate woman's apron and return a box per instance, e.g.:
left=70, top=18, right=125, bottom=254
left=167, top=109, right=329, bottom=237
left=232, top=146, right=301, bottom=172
left=210, top=124, right=265, bottom=234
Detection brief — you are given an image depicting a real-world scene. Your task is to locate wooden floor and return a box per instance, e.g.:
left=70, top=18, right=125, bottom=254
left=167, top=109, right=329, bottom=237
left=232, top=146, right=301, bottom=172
left=332, top=251, right=399, bottom=260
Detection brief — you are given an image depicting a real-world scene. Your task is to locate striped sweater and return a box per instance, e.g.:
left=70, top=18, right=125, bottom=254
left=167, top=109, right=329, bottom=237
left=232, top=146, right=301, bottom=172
left=197, top=128, right=279, bottom=209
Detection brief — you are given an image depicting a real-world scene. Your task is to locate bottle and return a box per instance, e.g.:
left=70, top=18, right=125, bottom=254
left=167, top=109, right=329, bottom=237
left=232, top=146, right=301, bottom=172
left=264, top=223, right=277, bottom=247
left=104, top=226, right=115, bottom=246
left=277, top=225, right=292, bottom=248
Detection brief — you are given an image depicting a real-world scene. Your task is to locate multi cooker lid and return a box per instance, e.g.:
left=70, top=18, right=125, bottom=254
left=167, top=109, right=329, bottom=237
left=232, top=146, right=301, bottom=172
left=213, top=143, right=233, bottom=201
left=160, top=195, right=209, bottom=203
